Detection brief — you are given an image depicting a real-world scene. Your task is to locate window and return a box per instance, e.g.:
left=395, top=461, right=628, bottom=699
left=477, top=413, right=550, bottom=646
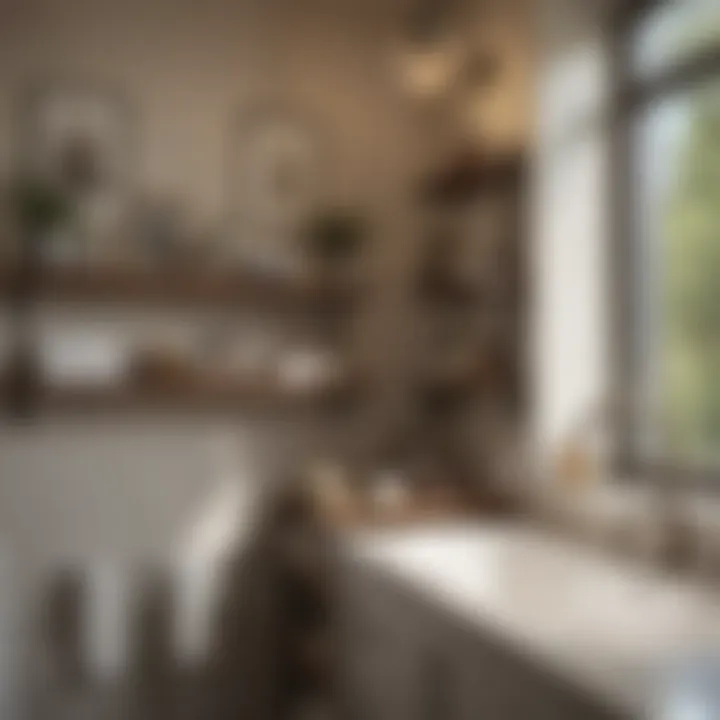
left=632, top=0, right=720, bottom=78
left=624, top=2, right=720, bottom=468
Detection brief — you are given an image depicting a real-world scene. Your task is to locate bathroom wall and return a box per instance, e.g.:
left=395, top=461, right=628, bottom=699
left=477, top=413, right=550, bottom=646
left=0, top=0, right=535, bottom=569
left=0, top=0, right=423, bottom=223
left=0, top=0, right=424, bottom=560
left=0, top=2, right=536, bottom=714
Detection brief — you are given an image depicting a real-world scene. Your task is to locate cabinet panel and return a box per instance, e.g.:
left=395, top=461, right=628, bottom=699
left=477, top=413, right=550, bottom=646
left=338, top=561, right=627, bottom=720
left=338, top=564, right=427, bottom=720
left=447, top=620, right=625, bottom=720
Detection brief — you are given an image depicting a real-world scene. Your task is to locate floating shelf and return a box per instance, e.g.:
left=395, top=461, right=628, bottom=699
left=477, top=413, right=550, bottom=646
left=0, top=263, right=359, bottom=312
left=0, top=375, right=360, bottom=417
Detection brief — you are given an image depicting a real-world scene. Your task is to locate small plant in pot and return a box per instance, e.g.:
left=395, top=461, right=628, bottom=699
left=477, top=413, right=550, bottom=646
left=304, top=209, right=366, bottom=271
left=11, top=175, right=70, bottom=264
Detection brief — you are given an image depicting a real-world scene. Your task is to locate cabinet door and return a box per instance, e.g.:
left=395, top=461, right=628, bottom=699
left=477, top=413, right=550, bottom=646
left=413, top=642, right=464, bottom=720
left=409, top=589, right=626, bottom=720
left=338, top=565, right=424, bottom=720
left=339, top=563, right=626, bottom=720
left=452, top=629, right=625, bottom=720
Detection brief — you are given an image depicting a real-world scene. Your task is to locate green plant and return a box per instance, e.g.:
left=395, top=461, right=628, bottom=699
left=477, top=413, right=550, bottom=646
left=11, top=175, right=70, bottom=239
left=305, top=210, right=365, bottom=263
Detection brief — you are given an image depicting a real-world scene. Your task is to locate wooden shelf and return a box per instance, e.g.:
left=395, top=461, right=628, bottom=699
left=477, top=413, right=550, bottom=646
left=319, top=484, right=514, bottom=529
left=46, top=376, right=358, bottom=414
left=0, top=264, right=359, bottom=312
left=1, top=373, right=360, bottom=418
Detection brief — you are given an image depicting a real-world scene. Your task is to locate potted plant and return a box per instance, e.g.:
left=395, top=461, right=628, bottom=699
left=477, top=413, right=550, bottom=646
left=304, top=209, right=366, bottom=269
left=11, top=175, right=70, bottom=262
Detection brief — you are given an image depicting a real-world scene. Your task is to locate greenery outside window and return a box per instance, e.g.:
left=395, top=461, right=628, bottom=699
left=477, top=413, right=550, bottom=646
left=622, top=1, right=720, bottom=469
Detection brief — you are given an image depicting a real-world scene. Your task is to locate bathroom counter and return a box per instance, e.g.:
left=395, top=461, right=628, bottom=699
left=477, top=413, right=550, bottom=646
left=342, top=522, right=720, bottom=718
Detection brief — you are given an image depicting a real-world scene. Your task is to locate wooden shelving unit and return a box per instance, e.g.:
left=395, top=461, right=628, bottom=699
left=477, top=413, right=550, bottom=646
left=399, top=150, right=528, bottom=506
left=413, top=151, right=526, bottom=409
left=1, top=260, right=362, bottom=419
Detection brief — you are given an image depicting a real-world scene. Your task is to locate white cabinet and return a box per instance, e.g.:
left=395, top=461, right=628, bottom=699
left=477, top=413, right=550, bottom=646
left=338, top=561, right=627, bottom=720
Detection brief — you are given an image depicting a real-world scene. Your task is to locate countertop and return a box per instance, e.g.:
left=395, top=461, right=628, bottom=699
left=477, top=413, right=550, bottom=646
left=345, top=522, right=720, bottom=718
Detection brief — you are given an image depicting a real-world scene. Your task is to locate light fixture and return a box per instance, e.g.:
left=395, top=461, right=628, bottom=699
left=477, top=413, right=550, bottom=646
left=398, top=41, right=464, bottom=98
left=458, top=49, right=503, bottom=143
left=397, top=0, right=463, bottom=99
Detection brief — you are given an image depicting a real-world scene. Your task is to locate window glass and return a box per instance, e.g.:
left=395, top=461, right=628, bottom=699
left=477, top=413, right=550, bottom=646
left=635, top=80, right=720, bottom=462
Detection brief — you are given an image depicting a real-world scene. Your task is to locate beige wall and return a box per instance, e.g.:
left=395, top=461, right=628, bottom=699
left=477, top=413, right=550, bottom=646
left=0, top=4, right=535, bottom=714
left=0, top=0, right=533, bottom=229
left=0, top=0, right=534, bottom=562
left=0, top=0, right=423, bottom=222
left=0, top=0, right=431, bottom=435
left=0, top=0, right=413, bottom=587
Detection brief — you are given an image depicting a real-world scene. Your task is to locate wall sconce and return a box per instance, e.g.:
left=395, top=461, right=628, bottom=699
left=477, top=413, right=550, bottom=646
left=396, top=0, right=463, bottom=99
left=397, top=40, right=464, bottom=99
left=459, top=49, right=503, bottom=138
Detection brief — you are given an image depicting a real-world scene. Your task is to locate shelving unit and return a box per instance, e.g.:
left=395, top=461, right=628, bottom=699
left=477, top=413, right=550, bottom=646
left=408, top=150, right=528, bottom=501
left=414, top=151, right=526, bottom=404
left=1, top=259, right=362, bottom=419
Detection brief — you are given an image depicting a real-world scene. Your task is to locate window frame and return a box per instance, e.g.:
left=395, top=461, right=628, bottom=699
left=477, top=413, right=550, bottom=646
left=611, top=0, right=720, bottom=484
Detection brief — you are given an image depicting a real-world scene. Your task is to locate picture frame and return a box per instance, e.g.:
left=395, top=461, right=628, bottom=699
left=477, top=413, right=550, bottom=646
left=225, top=101, right=326, bottom=272
left=15, top=80, right=135, bottom=264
